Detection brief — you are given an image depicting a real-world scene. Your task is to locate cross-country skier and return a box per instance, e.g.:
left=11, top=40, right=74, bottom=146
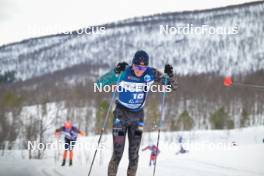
left=55, top=121, right=85, bottom=166
left=176, top=135, right=188, bottom=155
left=96, top=50, right=178, bottom=176
left=142, top=144, right=160, bottom=166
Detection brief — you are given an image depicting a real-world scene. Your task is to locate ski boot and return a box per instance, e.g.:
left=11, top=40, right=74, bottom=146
left=61, top=159, right=66, bottom=166
left=69, top=160, right=73, bottom=166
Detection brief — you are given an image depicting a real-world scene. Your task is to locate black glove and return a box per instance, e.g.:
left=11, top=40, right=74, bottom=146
left=115, top=62, right=128, bottom=74
left=164, top=64, right=173, bottom=77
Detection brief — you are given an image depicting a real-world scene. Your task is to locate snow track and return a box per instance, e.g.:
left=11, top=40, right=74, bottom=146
left=1, top=127, right=264, bottom=176
left=161, top=158, right=264, bottom=176
left=183, top=158, right=264, bottom=176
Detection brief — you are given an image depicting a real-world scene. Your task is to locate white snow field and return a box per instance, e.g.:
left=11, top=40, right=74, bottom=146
left=0, top=126, right=264, bottom=176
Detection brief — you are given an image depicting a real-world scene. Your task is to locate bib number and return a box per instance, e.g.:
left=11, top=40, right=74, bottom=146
left=133, top=93, right=144, bottom=100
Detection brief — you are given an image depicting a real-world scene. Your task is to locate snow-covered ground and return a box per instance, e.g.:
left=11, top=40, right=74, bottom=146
left=1, top=126, right=264, bottom=176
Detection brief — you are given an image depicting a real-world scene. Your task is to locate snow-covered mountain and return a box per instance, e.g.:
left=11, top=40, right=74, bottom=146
left=0, top=1, right=263, bottom=81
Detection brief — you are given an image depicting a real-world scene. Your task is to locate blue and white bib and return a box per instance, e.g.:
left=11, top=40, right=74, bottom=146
left=116, top=66, right=155, bottom=111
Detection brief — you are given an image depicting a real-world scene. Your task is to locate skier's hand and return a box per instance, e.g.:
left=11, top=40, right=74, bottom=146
left=80, top=131, right=86, bottom=136
left=54, top=132, right=60, bottom=138
left=115, top=62, right=128, bottom=74
left=164, top=64, right=173, bottom=77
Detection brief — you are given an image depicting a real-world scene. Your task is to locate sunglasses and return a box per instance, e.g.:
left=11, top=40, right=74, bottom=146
left=134, top=65, right=147, bottom=71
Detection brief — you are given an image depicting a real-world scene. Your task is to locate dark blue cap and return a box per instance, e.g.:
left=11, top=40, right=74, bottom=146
left=132, top=50, right=149, bottom=66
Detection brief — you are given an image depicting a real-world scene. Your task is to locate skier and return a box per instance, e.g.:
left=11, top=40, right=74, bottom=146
left=55, top=121, right=85, bottom=166
left=96, top=50, right=177, bottom=176
left=142, top=144, right=160, bottom=166
left=176, top=135, right=188, bottom=155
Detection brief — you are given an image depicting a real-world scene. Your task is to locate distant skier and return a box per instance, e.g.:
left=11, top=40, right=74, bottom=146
left=176, top=135, right=188, bottom=155
left=55, top=121, right=85, bottom=166
left=142, top=144, right=160, bottom=166
left=96, top=50, right=177, bottom=176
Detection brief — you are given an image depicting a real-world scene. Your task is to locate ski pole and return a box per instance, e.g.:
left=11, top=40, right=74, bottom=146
left=153, top=75, right=169, bottom=176
left=88, top=74, right=122, bottom=176
left=224, top=77, right=264, bottom=90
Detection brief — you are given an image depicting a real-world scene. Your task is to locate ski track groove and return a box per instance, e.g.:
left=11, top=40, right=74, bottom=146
left=41, top=169, right=52, bottom=176
left=52, top=168, right=64, bottom=176
left=184, top=158, right=264, bottom=176
left=160, top=162, right=231, bottom=176
left=160, top=157, right=262, bottom=176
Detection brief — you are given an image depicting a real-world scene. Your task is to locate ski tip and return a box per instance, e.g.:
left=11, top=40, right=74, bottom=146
left=224, top=76, right=233, bottom=87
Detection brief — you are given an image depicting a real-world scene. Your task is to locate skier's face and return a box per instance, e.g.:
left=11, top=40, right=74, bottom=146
left=132, top=64, right=147, bottom=77
left=64, top=121, right=72, bottom=129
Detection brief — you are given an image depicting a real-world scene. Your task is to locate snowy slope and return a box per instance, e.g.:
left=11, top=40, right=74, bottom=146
left=1, top=126, right=264, bottom=176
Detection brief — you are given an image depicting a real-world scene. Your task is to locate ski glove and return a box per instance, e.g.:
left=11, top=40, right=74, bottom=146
left=164, top=64, right=174, bottom=77
left=115, top=62, right=128, bottom=74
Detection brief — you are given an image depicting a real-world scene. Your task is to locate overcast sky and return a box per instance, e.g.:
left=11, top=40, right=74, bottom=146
left=0, top=0, right=257, bottom=46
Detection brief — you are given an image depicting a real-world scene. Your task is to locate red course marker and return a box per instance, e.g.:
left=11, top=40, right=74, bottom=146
left=224, top=76, right=233, bottom=87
